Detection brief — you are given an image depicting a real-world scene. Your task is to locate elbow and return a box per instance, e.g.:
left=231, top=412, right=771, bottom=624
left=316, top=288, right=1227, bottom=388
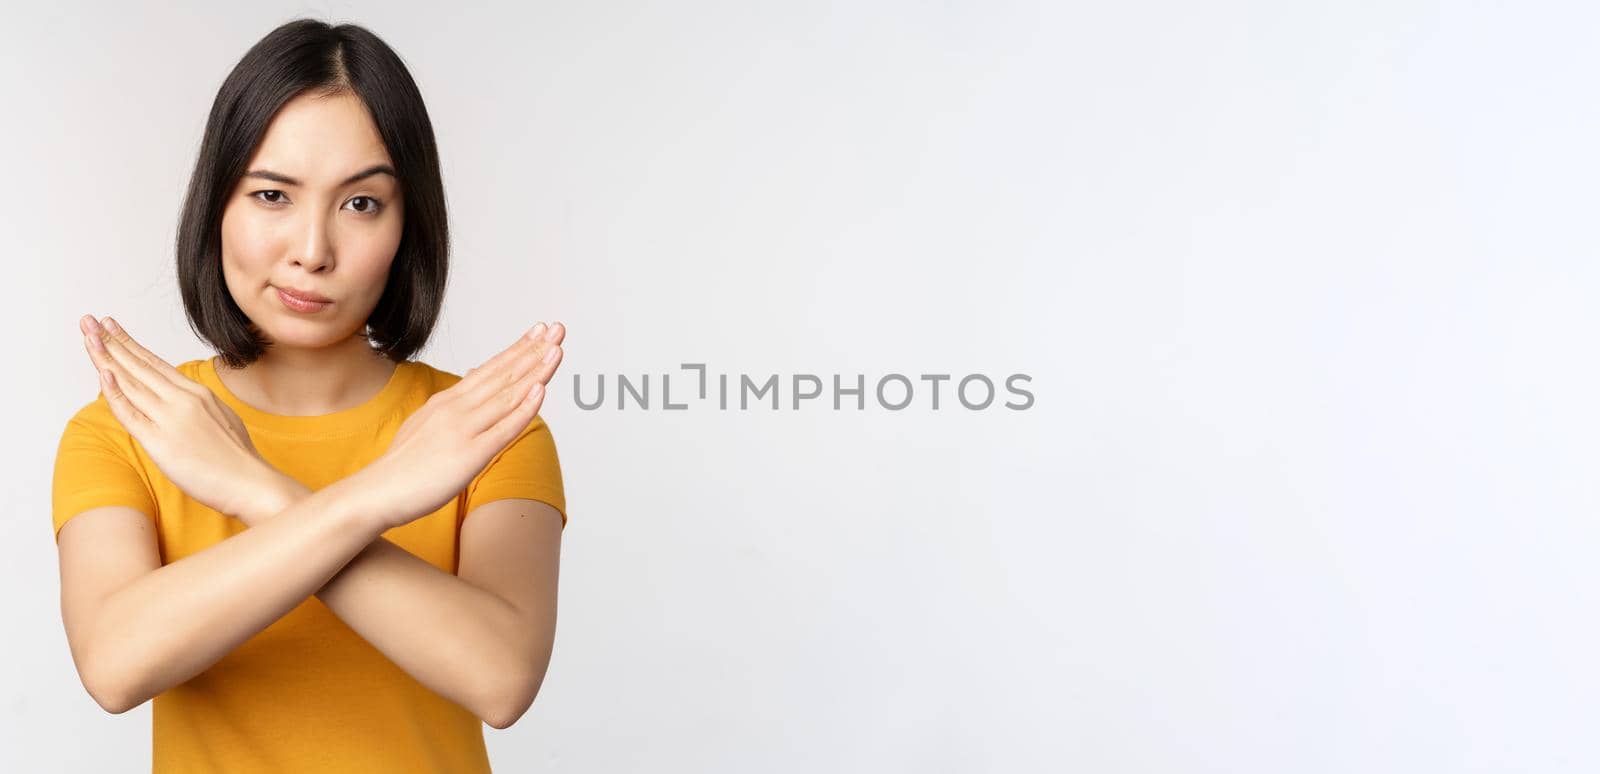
left=81, top=663, right=141, bottom=715
left=91, top=689, right=140, bottom=716
left=483, top=703, right=525, bottom=731
left=80, top=646, right=148, bottom=715
left=480, top=627, right=555, bottom=729
left=482, top=684, right=536, bottom=730
left=481, top=670, right=543, bottom=730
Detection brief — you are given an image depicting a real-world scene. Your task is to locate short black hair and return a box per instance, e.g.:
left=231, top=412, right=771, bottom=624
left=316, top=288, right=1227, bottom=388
left=177, top=18, right=448, bottom=368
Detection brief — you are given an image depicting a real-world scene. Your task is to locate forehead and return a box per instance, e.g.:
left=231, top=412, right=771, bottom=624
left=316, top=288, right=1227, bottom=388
left=246, top=92, right=393, bottom=183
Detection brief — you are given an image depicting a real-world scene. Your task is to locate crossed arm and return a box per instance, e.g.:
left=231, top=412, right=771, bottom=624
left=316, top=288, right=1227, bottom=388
left=62, top=468, right=561, bottom=729
left=61, top=462, right=561, bottom=729
left=253, top=475, right=563, bottom=730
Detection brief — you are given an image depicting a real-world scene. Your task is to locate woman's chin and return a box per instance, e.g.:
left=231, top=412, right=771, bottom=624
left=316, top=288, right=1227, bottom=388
left=259, top=321, right=357, bottom=350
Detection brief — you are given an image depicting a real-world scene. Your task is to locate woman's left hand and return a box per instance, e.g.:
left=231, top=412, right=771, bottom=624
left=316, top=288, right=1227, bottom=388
left=78, top=314, right=290, bottom=524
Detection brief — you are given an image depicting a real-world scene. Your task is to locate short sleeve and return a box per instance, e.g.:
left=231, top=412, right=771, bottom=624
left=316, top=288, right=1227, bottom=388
left=463, top=414, right=567, bottom=529
left=51, top=405, right=158, bottom=544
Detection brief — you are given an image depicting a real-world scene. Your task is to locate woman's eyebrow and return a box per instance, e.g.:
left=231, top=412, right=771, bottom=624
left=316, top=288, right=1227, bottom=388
left=243, top=164, right=397, bottom=187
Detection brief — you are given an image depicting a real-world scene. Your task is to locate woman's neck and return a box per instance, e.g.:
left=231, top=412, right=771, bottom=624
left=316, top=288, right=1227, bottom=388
left=213, top=333, right=398, bottom=417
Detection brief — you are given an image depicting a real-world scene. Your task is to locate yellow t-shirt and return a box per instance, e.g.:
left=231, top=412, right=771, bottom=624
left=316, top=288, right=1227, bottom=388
left=50, top=356, right=567, bottom=773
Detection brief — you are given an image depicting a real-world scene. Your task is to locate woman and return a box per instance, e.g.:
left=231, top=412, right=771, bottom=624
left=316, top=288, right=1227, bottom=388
left=50, top=18, right=568, bottom=773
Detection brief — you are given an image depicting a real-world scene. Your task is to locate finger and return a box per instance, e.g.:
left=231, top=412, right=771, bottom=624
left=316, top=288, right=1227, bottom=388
left=456, top=323, right=554, bottom=403
left=529, top=341, right=563, bottom=385
left=97, top=316, right=241, bottom=429
left=83, top=327, right=163, bottom=412
left=97, top=365, right=152, bottom=429
left=99, top=316, right=200, bottom=393
left=82, top=317, right=166, bottom=395
left=519, top=321, right=564, bottom=387
left=95, top=317, right=235, bottom=428
left=459, top=337, right=558, bottom=412
left=93, top=317, right=188, bottom=400
left=464, top=365, right=543, bottom=436
left=504, top=322, right=564, bottom=390
left=479, top=381, right=544, bottom=446
left=460, top=323, right=543, bottom=383
left=531, top=321, right=565, bottom=378
left=100, top=316, right=241, bottom=428
left=537, top=321, right=565, bottom=346
left=91, top=330, right=172, bottom=408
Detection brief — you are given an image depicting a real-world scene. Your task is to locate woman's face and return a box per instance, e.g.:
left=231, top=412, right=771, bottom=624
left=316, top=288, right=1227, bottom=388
left=219, top=91, right=404, bottom=350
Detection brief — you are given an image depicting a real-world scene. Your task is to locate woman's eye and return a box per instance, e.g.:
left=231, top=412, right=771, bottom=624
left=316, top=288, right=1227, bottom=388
left=346, top=196, right=383, bottom=214
left=251, top=190, right=286, bottom=205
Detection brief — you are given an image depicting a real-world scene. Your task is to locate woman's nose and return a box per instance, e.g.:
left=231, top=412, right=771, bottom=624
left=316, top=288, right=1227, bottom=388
left=291, top=210, right=334, bottom=272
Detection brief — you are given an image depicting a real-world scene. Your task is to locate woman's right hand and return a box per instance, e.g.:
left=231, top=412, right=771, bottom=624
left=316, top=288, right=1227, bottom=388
left=354, top=321, right=566, bottom=530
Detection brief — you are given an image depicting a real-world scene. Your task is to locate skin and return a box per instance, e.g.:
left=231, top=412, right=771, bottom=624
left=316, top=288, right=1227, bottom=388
left=215, top=90, right=406, bottom=416
left=56, top=91, right=569, bottom=729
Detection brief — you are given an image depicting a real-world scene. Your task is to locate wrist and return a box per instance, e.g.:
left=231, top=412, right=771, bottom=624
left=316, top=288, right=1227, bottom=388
left=330, top=463, right=396, bottom=536
left=236, top=469, right=311, bottom=526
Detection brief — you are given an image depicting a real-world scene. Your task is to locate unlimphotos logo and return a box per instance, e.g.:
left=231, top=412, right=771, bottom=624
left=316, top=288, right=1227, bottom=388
left=572, top=364, right=1034, bottom=411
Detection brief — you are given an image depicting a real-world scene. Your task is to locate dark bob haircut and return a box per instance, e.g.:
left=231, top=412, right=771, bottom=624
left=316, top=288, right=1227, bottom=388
left=177, top=18, right=448, bottom=368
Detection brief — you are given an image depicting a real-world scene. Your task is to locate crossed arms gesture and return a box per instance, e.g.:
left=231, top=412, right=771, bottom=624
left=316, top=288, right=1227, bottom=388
left=58, top=316, right=567, bottom=728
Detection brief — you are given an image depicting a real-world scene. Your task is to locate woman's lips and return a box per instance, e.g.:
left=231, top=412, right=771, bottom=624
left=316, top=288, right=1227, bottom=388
left=274, top=286, right=333, bottom=313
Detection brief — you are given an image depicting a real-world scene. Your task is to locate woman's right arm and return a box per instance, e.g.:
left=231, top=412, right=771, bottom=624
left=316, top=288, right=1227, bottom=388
left=59, top=467, right=388, bottom=713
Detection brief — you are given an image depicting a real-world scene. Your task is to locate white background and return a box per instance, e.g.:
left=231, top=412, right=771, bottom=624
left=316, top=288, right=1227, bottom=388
left=4, top=1, right=1597, bottom=771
